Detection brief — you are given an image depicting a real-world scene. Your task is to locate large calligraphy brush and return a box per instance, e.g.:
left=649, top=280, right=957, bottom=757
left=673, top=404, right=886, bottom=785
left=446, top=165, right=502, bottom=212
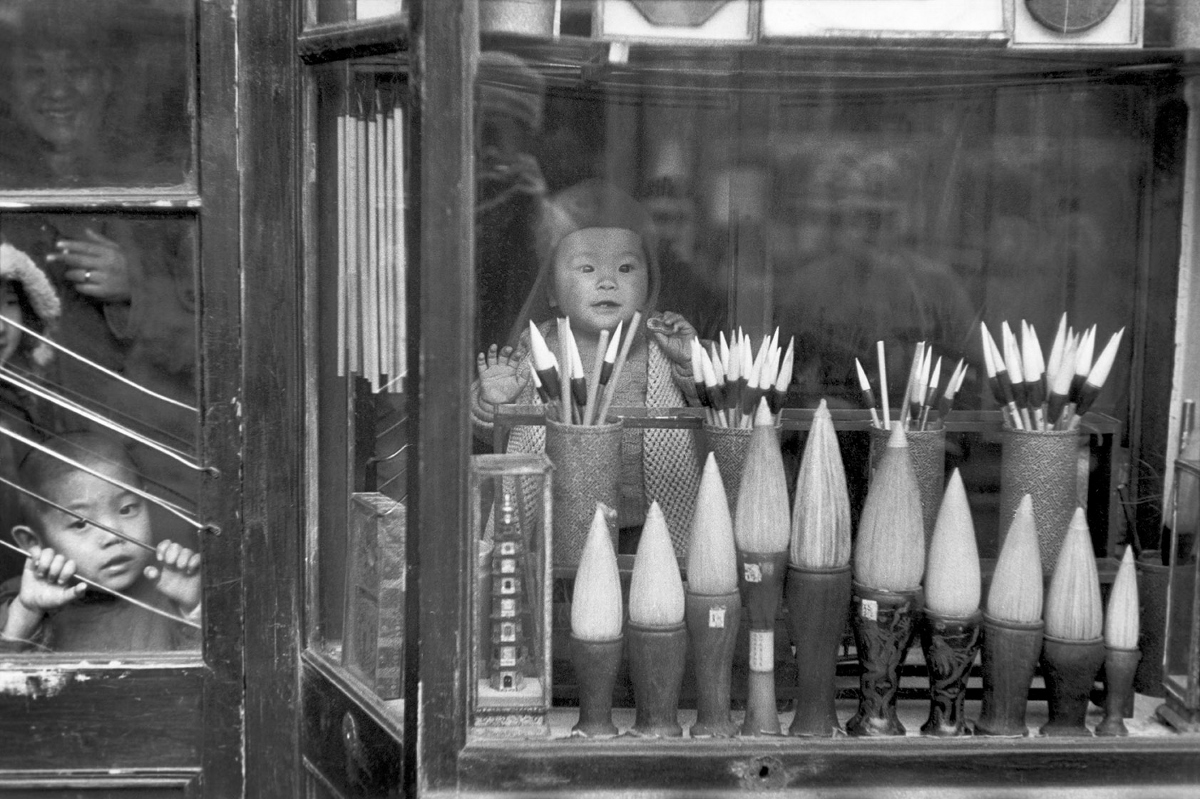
left=785, top=399, right=852, bottom=736
left=570, top=504, right=624, bottom=737
left=976, top=494, right=1043, bottom=737
left=847, top=423, right=925, bottom=736
left=685, top=453, right=741, bottom=738
left=733, top=399, right=791, bottom=736
left=1097, top=547, right=1140, bottom=736
left=626, top=501, right=687, bottom=737
left=920, top=469, right=982, bottom=736
left=1041, top=508, right=1105, bottom=736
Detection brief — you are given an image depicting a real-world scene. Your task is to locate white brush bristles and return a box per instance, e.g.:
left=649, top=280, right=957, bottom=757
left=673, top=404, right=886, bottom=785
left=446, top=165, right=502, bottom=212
left=924, top=469, right=981, bottom=617
left=789, top=399, right=851, bottom=569
left=987, top=494, right=1043, bottom=624
left=854, top=423, right=925, bottom=592
left=1044, top=508, right=1103, bottom=641
left=571, top=504, right=624, bottom=641
left=1105, top=547, right=1139, bottom=650
left=687, top=454, right=738, bottom=595
left=629, top=502, right=686, bottom=628
left=734, top=398, right=791, bottom=554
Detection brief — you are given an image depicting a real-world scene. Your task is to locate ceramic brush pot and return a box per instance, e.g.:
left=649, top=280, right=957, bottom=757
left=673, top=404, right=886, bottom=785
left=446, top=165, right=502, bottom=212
left=1040, top=635, right=1105, bottom=736
left=785, top=563, right=852, bottom=737
left=704, top=422, right=752, bottom=516
left=999, top=428, right=1079, bottom=575
left=626, top=622, right=687, bottom=737
left=569, top=636, right=623, bottom=737
left=545, top=417, right=621, bottom=567
left=868, top=423, right=946, bottom=546
left=919, top=610, right=981, bottom=736
left=1097, top=647, right=1141, bottom=736
left=846, top=582, right=921, bottom=737
left=685, top=591, right=741, bottom=738
left=975, top=614, right=1044, bottom=737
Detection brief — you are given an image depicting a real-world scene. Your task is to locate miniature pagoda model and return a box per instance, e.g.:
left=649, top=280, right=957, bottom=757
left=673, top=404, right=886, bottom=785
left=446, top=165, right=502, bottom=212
left=489, top=490, right=532, bottom=691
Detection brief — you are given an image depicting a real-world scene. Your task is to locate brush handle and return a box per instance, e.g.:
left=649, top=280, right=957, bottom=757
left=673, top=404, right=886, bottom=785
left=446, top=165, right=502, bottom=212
left=846, top=583, right=919, bottom=737
left=1040, top=635, right=1105, bottom=737
left=626, top=622, right=687, bottom=738
left=976, top=614, right=1043, bottom=737
left=1097, top=647, right=1140, bottom=736
left=569, top=636, right=623, bottom=738
left=919, top=610, right=982, bottom=737
left=736, top=552, right=787, bottom=735
left=685, top=591, right=741, bottom=738
left=785, top=564, right=851, bottom=737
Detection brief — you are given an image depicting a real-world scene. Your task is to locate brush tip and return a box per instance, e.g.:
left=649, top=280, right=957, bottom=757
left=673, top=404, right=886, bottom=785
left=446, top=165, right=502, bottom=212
left=687, top=455, right=738, bottom=595
left=571, top=503, right=623, bottom=640
left=629, top=501, right=685, bottom=627
left=925, top=469, right=981, bottom=617
left=987, top=494, right=1043, bottom=623
left=1044, top=507, right=1102, bottom=640
left=1105, top=547, right=1139, bottom=649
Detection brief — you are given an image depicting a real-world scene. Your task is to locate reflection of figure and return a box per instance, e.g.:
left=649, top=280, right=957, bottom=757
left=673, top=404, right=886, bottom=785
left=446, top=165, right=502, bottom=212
left=640, top=175, right=728, bottom=342
left=0, top=0, right=188, bottom=188
left=0, top=244, right=60, bottom=579
left=475, top=51, right=548, bottom=352
left=775, top=146, right=975, bottom=407
left=471, top=179, right=701, bottom=545
left=0, top=4, right=198, bottom=546
left=0, top=433, right=200, bottom=652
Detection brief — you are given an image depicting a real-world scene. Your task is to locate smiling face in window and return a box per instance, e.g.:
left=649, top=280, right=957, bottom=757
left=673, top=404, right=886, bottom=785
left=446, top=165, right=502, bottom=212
left=10, top=48, right=111, bottom=153
left=550, top=227, right=648, bottom=337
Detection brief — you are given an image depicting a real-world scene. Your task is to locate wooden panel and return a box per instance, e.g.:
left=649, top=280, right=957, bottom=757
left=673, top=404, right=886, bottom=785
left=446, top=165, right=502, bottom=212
left=239, top=0, right=303, bottom=797
left=0, top=669, right=202, bottom=770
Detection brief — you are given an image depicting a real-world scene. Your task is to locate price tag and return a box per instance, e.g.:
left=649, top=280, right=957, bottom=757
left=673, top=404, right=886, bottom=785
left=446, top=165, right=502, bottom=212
left=860, top=598, right=878, bottom=621
left=708, top=606, right=726, bottom=628
left=749, top=630, right=773, bottom=672
left=743, top=562, right=762, bottom=583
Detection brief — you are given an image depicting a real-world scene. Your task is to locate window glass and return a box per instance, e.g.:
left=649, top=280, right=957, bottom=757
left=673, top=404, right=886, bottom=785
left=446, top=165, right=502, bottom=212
left=315, top=0, right=405, bottom=25
left=309, top=63, right=408, bottom=705
left=0, top=213, right=200, bottom=653
left=0, top=0, right=193, bottom=190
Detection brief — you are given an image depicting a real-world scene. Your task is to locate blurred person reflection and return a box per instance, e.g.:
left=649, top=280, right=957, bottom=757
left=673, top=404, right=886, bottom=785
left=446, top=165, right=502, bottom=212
left=475, top=51, right=549, bottom=352
left=774, top=144, right=976, bottom=409
left=0, top=2, right=197, bottom=550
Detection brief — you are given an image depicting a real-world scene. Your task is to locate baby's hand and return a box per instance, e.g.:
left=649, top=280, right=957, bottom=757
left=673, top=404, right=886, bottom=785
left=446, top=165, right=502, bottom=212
left=16, top=545, right=87, bottom=613
left=144, top=540, right=202, bottom=614
left=646, top=312, right=697, bottom=374
left=476, top=344, right=528, bottom=406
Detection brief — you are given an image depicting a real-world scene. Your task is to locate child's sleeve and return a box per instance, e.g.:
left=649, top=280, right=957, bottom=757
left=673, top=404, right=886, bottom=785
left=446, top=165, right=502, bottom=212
left=0, top=578, right=45, bottom=652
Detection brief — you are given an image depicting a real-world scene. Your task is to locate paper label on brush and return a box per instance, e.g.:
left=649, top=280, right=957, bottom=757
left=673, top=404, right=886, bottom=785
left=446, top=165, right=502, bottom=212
left=708, top=606, right=726, bottom=628
left=860, top=598, right=878, bottom=621
left=749, top=630, right=773, bottom=672
left=743, top=563, right=762, bottom=583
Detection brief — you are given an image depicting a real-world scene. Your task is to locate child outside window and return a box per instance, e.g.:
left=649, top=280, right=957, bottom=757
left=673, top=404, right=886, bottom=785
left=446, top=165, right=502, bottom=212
left=472, top=178, right=702, bottom=552
left=0, top=431, right=200, bottom=652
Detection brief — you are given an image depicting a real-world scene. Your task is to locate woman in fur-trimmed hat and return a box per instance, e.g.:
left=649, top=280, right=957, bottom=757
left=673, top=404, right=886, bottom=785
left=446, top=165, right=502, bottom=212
left=471, top=178, right=702, bottom=555
left=1, top=242, right=61, bottom=580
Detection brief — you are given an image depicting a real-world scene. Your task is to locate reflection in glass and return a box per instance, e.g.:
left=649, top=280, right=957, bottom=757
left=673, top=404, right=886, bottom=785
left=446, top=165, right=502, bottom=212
left=0, top=215, right=200, bottom=652
left=0, top=0, right=193, bottom=190
left=311, top=64, right=409, bottom=681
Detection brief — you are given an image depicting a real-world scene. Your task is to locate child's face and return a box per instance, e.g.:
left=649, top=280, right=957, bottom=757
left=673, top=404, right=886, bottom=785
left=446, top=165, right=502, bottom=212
left=10, top=48, right=110, bottom=152
left=0, top=280, right=23, bottom=364
left=35, top=462, right=153, bottom=592
left=551, top=227, right=649, bottom=336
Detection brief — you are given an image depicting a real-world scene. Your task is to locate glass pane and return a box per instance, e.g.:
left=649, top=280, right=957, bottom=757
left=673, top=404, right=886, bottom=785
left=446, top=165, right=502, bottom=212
left=1165, top=460, right=1199, bottom=702
left=0, top=213, right=200, bottom=653
left=309, top=62, right=409, bottom=704
left=0, top=0, right=194, bottom=190
left=315, top=0, right=406, bottom=25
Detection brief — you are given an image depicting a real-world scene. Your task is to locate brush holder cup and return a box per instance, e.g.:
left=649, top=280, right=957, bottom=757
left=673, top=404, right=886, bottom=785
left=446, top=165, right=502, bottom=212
left=1040, top=635, right=1105, bottom=736
left=703, top=422, right=753, bottom=516
left=976, top=614, right=1044, bottom=737
left=685, top=591, right=742, bottom=738
left=544, top=418, right=622, bottom=568
left=847, top=583, right=921, bottom=737
left=868, top=423, right=946, bottom=545
left=785, top=564, right=852, bottom=737
left=626, top=622, right=687, bottom=738
left=920, top=610, right=982, bottom=737
left=1097, top=647, right=1141, bottom=736
left=999, top=427, right=1080, bottom=575
left=569, top=635, right=623, bottom=738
